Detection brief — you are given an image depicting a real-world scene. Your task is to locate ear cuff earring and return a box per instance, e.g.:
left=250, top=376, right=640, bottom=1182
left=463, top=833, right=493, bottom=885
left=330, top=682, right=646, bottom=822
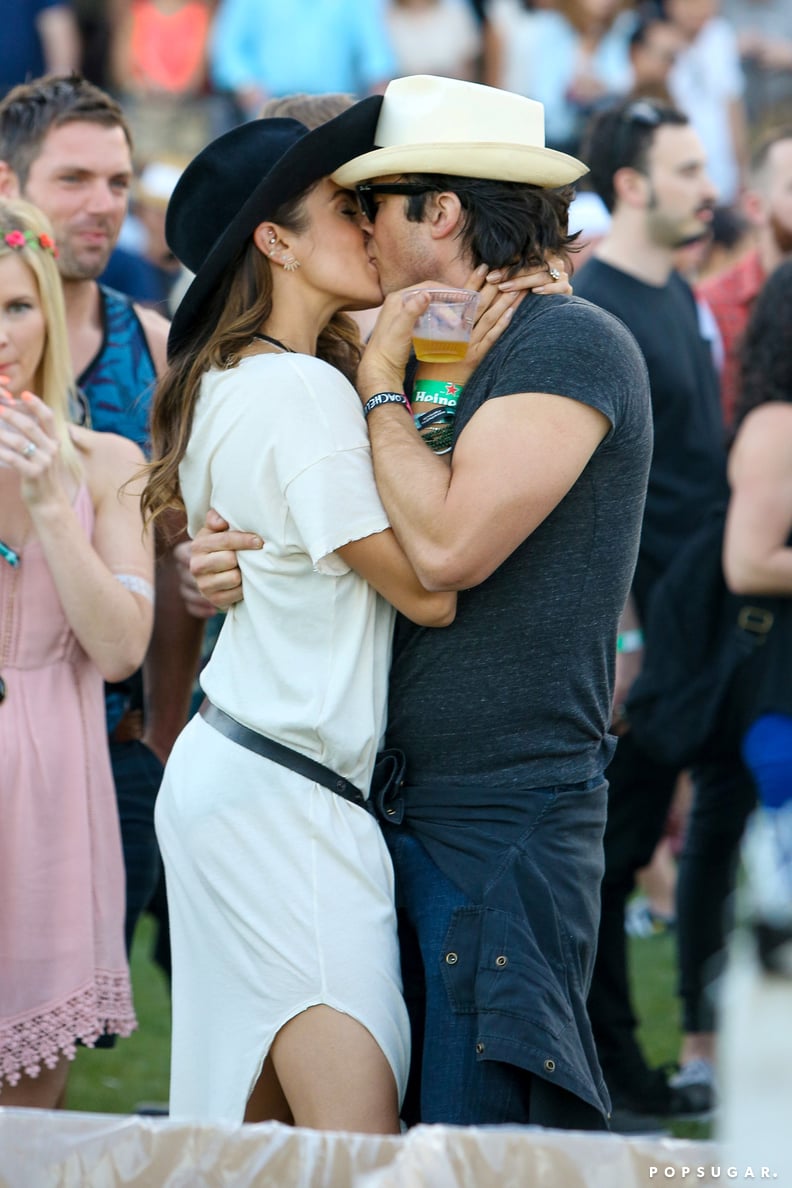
left=266, top=233, right=299, bottom=270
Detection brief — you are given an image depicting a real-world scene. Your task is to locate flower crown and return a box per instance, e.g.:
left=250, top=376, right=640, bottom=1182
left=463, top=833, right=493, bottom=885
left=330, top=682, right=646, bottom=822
left=2, top=229, right=59, bottom=257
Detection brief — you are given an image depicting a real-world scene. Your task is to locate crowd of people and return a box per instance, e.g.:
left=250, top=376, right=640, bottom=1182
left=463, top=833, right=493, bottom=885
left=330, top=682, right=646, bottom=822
left=1, top=0, right=791, bottom=1145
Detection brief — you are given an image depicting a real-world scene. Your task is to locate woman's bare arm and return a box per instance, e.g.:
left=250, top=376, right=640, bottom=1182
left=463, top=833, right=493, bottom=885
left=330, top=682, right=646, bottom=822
left=724, top=404, right=792, bottom=596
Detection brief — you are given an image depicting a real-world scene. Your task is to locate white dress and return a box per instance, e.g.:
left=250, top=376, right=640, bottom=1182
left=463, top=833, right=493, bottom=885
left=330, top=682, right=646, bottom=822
left=156, top=353, right=410, bottom=1123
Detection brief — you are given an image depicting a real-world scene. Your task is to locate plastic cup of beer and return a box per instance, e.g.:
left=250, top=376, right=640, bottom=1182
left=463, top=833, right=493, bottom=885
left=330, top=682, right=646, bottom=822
left=406, top=287, right=479, bottom=363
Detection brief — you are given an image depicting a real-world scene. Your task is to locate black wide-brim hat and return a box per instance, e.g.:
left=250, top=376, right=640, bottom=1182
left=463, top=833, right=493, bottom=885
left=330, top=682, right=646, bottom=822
left=166, top=95, right=383, bottom=359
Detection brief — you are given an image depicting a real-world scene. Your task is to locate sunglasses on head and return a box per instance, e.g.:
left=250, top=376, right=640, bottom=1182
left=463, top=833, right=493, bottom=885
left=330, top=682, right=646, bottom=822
left=614, top=100, right=664, bottom=162
left=356, top=182, right=439, bottom=222
left=622, top=100, right=664, bottom=128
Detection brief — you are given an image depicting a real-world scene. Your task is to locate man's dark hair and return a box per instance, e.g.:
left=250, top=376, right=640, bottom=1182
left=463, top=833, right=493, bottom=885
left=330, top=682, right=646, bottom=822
left=628, top=3, right=671, bottom=50
left=580, top=99, right=688, bottom=213
left=0, top=73, right=132, bottom=188
left=398, top=173, right=578, bottom=273
left=749, top=124, right=792, bottom=185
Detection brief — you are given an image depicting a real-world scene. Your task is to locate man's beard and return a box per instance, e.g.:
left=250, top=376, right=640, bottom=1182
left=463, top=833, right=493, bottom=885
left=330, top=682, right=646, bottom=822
left=55, top=234, right=113, bottom=282
left=646, top=184, right=714, bottom=250
left=647, top=209, right=711, bottom=249
left=769, top=211, right=792, bottom=255
left=675, top=227, right=714, bottom=249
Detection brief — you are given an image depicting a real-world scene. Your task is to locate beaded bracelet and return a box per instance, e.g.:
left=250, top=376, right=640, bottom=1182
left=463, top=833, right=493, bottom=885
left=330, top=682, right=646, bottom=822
left=420, top=422, right=455, bottom=454
left=362, top=391, right=412, bottom=418
left=414, top=405, right=456, bottom=455
left=411, top=379, right=464, bottom=409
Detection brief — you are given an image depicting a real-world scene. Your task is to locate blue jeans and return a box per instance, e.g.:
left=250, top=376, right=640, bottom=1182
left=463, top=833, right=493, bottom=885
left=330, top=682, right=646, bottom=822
left=385, top=826, right=607, bottom=1129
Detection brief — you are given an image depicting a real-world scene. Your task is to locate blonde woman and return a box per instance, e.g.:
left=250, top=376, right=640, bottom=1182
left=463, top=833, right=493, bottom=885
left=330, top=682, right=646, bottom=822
left=0, top=198, right=154, bottom=1107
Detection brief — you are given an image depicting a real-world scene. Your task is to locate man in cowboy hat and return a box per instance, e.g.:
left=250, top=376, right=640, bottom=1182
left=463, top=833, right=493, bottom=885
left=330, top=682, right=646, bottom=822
left=190, top=74, right=653, bottom=1130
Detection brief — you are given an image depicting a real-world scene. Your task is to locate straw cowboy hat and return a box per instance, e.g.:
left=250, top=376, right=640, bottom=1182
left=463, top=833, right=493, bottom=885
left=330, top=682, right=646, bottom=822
left=166, top=96, right=382, bottom=358
left=332, top=75, right=587, bottom=189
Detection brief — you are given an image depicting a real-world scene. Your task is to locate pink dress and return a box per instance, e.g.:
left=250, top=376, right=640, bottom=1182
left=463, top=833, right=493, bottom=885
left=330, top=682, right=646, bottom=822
left=0, top=485, right=136, bottom=1088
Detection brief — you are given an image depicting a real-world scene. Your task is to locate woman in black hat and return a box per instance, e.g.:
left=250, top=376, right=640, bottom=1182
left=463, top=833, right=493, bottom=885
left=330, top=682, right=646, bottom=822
left=140, top=100, right=461, bottom=1132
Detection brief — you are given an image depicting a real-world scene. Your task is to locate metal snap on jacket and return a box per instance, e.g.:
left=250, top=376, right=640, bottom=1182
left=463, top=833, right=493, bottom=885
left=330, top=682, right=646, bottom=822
left=544, top=1059, right=556, bottom=1073
left=445, top=952, right=458, bottom=965
left=495, top=955, right=508, bottom=967
left=476, top=1042, right=485, bottom=1054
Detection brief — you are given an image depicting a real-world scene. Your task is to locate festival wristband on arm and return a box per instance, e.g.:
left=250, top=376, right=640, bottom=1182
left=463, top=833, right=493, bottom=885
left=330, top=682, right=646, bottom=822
left=411, top=380, right=465, bottom=409
left=411, top=380, right=464, bottom=454
left=362, top=391, right=412, bottom=418
left=415, top=420, right=455, bottom=454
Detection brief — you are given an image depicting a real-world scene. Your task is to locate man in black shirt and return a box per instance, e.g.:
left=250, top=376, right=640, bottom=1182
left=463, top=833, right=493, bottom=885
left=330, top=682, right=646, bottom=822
left=574, top=99, right=756, bottom=1126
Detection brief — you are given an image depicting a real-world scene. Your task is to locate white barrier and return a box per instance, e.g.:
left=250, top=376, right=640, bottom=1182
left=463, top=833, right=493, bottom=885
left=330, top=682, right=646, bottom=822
left=718, top=933, right=792, bottom=1185
left=0, top=1109, right=724, bottom=1188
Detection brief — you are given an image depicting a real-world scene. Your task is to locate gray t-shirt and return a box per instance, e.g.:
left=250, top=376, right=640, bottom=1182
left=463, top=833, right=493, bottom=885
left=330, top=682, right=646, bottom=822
left=386, top=293, right=652, bottom=790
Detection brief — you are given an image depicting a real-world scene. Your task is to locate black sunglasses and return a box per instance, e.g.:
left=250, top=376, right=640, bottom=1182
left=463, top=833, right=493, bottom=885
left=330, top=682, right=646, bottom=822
left=356, top=182, right=439, bottom=222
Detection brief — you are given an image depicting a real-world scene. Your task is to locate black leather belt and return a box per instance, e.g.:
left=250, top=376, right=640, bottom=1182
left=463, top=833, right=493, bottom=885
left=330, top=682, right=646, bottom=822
left=198, top=699, right=373, bottom=814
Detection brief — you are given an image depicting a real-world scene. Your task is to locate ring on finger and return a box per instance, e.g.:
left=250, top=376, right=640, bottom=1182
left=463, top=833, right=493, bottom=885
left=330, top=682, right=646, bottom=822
left=547, top=265, right=561, bottom=281
left=22, top=440, right=37, bottom=459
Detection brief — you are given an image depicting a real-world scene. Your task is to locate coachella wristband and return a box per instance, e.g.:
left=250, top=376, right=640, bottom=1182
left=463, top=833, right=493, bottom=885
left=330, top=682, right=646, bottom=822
left=363, top=391, right=411, bottom=418
left=411, top=379, right=464, bottom=408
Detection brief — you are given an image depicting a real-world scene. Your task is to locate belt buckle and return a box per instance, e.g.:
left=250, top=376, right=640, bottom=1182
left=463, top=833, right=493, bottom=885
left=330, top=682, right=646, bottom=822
left=370, top=749, right=407, bottom=825
left=737, top=605, right=774, bottom=636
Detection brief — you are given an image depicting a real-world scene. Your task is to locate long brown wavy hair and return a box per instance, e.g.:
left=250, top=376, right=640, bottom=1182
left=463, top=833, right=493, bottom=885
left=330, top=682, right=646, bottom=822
left=142, top=185, right=363, bottom=530
left=732, top=257, right=792, bottom=436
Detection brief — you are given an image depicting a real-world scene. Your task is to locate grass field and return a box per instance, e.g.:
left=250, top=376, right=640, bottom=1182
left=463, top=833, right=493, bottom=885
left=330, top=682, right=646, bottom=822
left=67, top=915, right=171, bottom=1115
left=65, top=914, right=710, bottom=1139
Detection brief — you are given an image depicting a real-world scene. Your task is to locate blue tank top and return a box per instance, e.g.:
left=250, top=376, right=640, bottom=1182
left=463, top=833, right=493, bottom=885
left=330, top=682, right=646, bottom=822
left=78, top=285, right=157, bottom=455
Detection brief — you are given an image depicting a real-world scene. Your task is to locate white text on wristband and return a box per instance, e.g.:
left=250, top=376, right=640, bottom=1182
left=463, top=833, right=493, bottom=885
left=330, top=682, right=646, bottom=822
left=363, top=391, right=412, bottom=418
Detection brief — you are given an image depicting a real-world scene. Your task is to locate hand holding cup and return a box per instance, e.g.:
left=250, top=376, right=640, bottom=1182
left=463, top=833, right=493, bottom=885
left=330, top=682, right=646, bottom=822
left=403, top=287, right=480, bottom=362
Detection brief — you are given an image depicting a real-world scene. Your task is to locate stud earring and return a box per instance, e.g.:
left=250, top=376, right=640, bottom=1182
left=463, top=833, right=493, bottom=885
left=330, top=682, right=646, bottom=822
left=282, top=256, right=301, bottom=272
